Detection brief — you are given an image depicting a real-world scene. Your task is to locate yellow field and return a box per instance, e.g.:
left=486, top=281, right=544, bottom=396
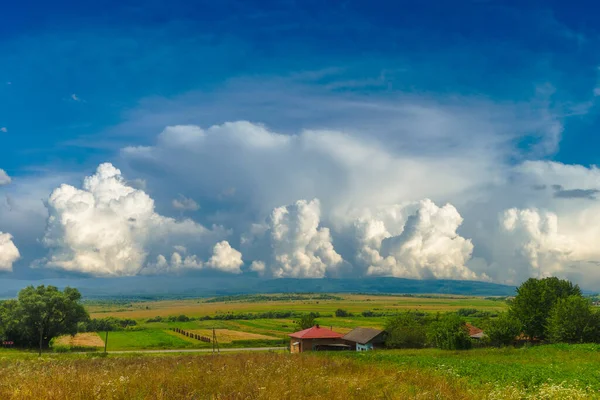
left=88, top=294, right=507, bottom=319
left=54, top=333, right=104, bottom=348
left=188, top=329, right=279, bottom=343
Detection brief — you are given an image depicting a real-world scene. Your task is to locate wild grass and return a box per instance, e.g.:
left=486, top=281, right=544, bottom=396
left=0, top=352, right=501, bottom=399
left=0, top=350, right=594, bottom=399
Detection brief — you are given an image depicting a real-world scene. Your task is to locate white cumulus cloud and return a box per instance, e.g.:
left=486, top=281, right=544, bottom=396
left=41, top=163, right=227, bottom=276
left=144, top=240, right=243, bottom=275
left=358, top=200, right=479, bottom=280
left=245, top=199, right=343, bottom=278
left=500, top=208, right=574, bottom=280
left=172, top=195, right=200, bottom=211
left=0, top=232, right=20, bottom=271
left=0, top=169, right=11, bottom=186
left=206, top=241, right=243, bottom=274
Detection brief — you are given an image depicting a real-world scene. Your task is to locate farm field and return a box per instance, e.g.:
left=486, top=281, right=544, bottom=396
left=0, top=346, right=596, bottom=399
left=77, top=293, right=508, bottom=351
left=87, top=293, right=507, bottom=319
left=54, top=333, right=104, bottom=348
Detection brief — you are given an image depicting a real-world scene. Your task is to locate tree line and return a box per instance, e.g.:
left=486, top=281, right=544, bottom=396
left=383, top=277, right=600, bottom=349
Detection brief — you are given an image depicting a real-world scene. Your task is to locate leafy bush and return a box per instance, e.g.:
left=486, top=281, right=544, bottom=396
left=81, top=317, right=137, bottom=332
left=385, top=312, right=427, bottom=349
left=547, top=295, right=600, bottom=344
left=486, top=312, right=521, bottom=346
left=457, top=308, right=478, bottom=317
left=427, top=314, right=472, bottom=350
left=296, top=313, right=318, bottom=330
left=335, top=309, right=351, bottom=317
left=146, top=316, right=164, bottom=323
left=362, top=310, right=374, bottom=317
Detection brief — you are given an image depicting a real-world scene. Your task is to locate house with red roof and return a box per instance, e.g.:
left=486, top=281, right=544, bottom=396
left=466, top=323, right=485, bottom=340
left=288, top=325, right=349, bottom=353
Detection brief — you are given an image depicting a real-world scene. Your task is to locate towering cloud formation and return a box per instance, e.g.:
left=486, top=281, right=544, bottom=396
left=6, top=113, right=600, bottom=285
left=0, top=232, right=20, bottom=271
left=247, top=199, right=343, bottom=278
left=500, top=208, right=574, bottom=280
left=121, top=122, right=498, bottom=227
left=352, top=200, right=478, bottom=280
left=42, top=163, right=230, bottom=276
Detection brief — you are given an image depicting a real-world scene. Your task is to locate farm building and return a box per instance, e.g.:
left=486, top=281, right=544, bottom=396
left=288, top=325, right=349, bottom=353
left=466, top=323, right=485, bottom=339
left=342, top=327, right=387, bottom=351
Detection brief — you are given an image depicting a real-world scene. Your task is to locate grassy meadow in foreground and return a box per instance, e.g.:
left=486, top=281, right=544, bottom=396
left=0, top=346, right=597, bottom=399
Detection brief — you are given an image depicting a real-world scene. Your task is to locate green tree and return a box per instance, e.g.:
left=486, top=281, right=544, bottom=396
left=427, top=314, right=472, bottom=350
left=296, top=313, right=317, bottom=330
left=0, top=300, right=21, bottom=342
left=16, top=286, right=89, bottom=355
left=547, top=295, right=600, bottom=343
left=384, top=312, right=427, bottom=349
left=486, top=312, right=521, bottom=347
left=335, top=309, right=350, bottom=317
left=510, top=277, right=581, bottom=340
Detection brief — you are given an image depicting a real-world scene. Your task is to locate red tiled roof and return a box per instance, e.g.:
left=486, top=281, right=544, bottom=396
left=466, top=323, right=483, bottom=337
left=288, top=325, right=343, bottom=339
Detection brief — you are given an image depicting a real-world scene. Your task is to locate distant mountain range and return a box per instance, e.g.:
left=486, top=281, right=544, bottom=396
left=0, top=276, right=516, bottom=299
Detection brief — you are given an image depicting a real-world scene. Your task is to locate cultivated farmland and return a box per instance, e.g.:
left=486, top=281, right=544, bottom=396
left=78, top=293, right=508, bottom=351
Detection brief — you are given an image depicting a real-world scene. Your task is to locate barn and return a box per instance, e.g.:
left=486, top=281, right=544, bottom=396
left=288, top=325, right=349, bottom=353
left=342, top=327, right=387, bottom=351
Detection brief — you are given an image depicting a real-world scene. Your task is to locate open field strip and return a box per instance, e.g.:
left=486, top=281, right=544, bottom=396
left=87, top=294, right=507, bottom=319
left=54, top=333, right=104, bottom=348
left=104, top=329, right=198, bottom=351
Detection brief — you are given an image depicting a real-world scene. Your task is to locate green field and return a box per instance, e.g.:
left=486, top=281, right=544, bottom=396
left=77, top=293, right=508, bottom=351
left=104, top=329, right=199, bottom=350
left=335, top=344, right=600, bottom=396
left=86, top=293, right=507, bottom=319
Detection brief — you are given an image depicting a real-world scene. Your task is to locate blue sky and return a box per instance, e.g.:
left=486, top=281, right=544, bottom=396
left=2, top=0, right=599, bottom=174
left=2, top=1, right=600, bottom=287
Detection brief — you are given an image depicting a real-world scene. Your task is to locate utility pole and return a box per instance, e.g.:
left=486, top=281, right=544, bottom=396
left=38, top=327, right=43, bottom=357
left=212, top=328, right=220, bottom=354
